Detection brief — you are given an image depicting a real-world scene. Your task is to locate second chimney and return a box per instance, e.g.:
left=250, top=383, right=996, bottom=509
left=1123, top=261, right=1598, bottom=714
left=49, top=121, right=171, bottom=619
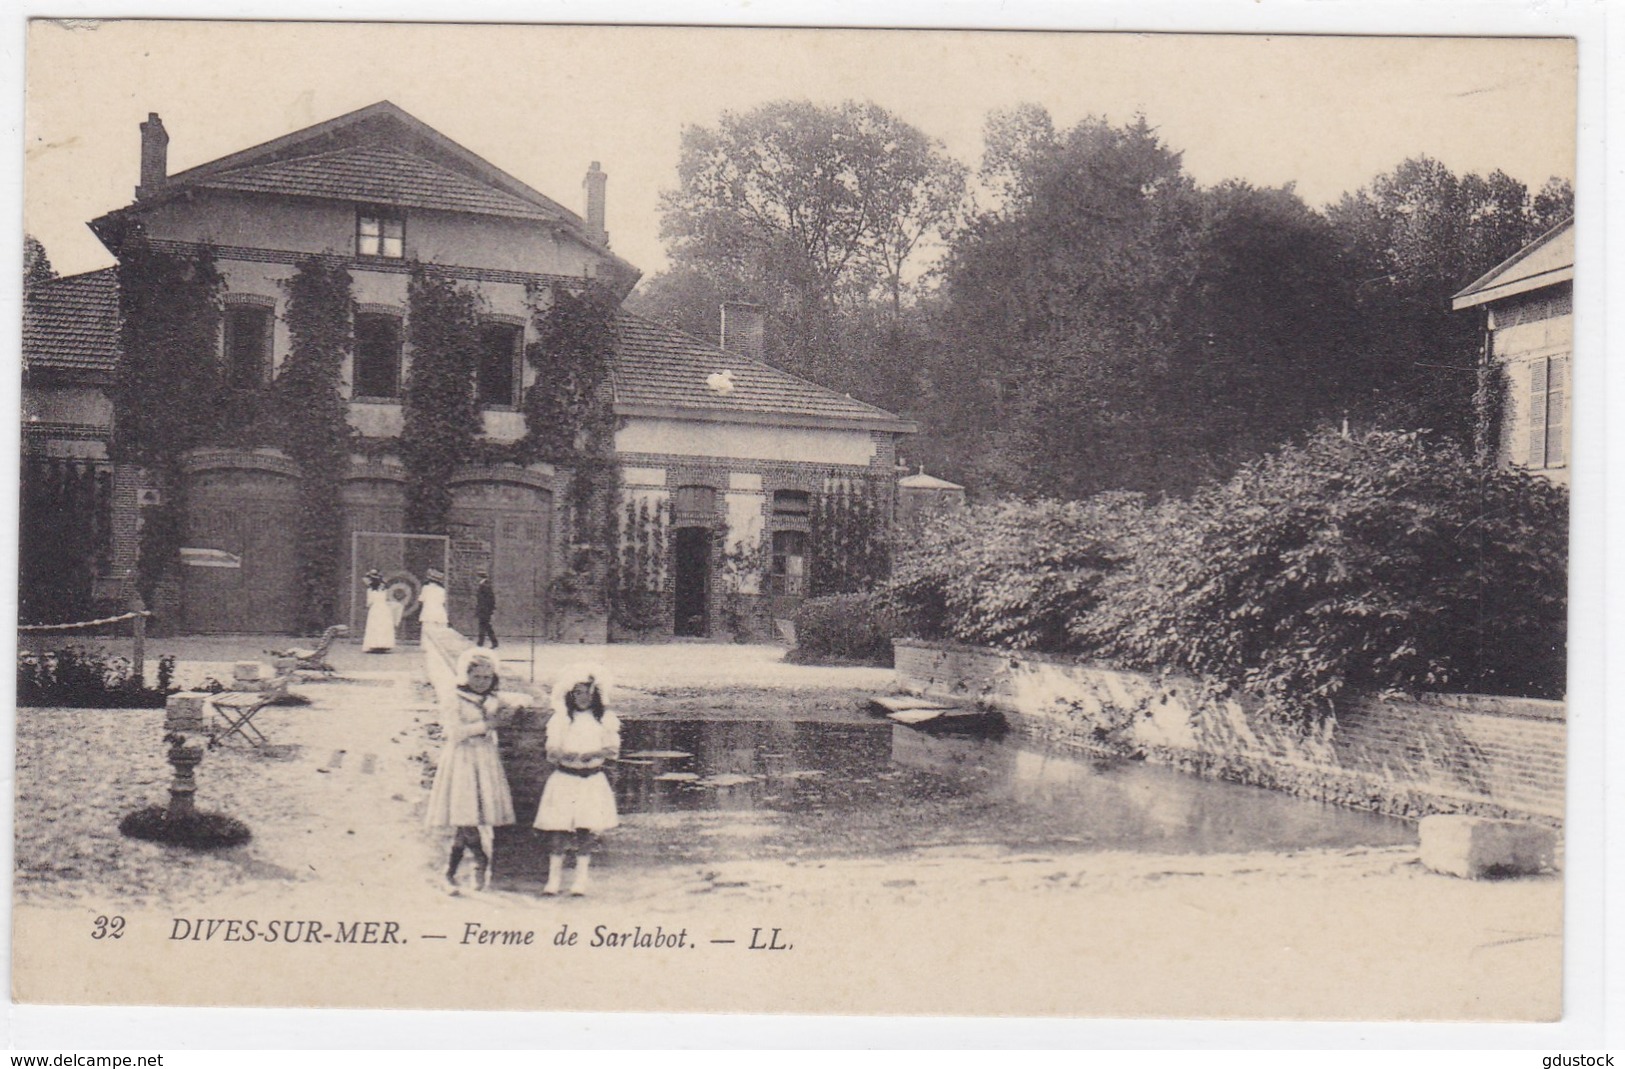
left=136, top=113, right=168, bottom=201
left=720, top=302, right=765, bottom=362
left=583, top=161, right=608, bottom=245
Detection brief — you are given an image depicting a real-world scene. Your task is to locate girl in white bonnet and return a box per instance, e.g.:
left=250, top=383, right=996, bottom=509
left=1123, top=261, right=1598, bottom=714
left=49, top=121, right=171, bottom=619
left=534, top=662, right=621, bottom=896
left=424, top=647, right=516, bottom=893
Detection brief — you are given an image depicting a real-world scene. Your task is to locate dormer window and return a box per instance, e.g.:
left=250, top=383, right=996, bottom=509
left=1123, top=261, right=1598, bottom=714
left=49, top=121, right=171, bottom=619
left=357, top=209, right=404, bottom=258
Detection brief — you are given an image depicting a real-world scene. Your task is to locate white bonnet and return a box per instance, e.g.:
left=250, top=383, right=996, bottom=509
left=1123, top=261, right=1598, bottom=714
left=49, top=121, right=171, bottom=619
left=455, top=647, right=500, bottom=688
left=548, top=661, right=612, bottom=716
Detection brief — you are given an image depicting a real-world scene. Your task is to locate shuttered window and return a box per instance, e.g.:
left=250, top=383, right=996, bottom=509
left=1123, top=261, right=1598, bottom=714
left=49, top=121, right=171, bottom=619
left=1527, top=359, right=1545, bottom=465
left=1547, top=356, right=1567, bottom=467
left=1526, top=354, right=1570, bottom=469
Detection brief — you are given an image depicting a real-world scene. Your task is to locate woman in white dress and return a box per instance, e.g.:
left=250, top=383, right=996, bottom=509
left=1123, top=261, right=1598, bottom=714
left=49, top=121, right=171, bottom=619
left=361, top=569, right=396, bottom=652
left=418, top=567, right=449, bottom=629
left=534, top=662, right=620, bottom=896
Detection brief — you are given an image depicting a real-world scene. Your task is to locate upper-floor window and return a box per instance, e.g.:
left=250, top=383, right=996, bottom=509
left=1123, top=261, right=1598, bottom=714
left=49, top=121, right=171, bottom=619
left=478, top=322, right=524, bottom=408
left=224, top=305, right=273, bottom=389
left=772, top=489, right=811, bottom=517
left=357, top=209, right=405, bottom=259
left=354, top=313, right=403, bottom=400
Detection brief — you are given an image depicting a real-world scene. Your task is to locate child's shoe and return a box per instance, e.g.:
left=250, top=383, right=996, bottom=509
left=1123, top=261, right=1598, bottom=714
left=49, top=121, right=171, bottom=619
left=474, top=862, right=489, bottom=892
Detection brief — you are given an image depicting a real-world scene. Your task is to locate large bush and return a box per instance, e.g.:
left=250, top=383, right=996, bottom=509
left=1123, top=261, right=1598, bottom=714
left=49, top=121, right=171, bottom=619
left=787, top=593, right=898, bottom=666
left=884, top=494, right=1142, bottom=652
left=1085, top=429, right=1567, bottom=721
left=17, top=646, right=178, bottom=708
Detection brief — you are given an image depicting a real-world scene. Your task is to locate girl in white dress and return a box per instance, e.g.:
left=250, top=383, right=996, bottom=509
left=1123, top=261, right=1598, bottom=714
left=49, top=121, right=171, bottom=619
left=361, top=569, right=396, bottom=652
left=534, top=663, right=620, bottom=896
left=424, top=648, right=517, bottom=893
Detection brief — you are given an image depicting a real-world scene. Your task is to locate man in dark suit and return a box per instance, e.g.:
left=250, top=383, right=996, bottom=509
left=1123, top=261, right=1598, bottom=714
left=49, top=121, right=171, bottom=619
left=475, top=569, right=498, bottom=649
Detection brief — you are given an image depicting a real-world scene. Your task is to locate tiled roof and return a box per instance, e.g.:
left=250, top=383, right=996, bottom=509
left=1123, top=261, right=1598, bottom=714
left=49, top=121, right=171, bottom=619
left=22, top=269, right=121, bottom=375
left=612, top=312, right=910, bottom=428
left=196, top=143, right=561, bottom=222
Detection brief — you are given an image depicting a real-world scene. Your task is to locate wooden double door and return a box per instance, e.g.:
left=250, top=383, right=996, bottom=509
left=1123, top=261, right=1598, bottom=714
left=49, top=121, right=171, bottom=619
left=181, top=468, right=302, bottom=634
left=448, top=483, right=552, bottom=638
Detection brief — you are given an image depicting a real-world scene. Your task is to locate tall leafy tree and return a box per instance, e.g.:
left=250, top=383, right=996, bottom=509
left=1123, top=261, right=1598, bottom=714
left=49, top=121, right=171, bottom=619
left=24, top=233, right=56, bottom=291
left=648, top=99, right=965, bottom=394
left=1324, top=157, right=1572, bottom=443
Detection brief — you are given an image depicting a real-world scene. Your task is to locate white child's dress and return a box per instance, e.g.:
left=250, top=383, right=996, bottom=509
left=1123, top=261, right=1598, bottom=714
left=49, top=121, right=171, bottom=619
left=362, top=587, right=396, bottom=651
left=533, top=711, right=622, bottom=833
left=419, top=582, right=448, bottom=628
left=423, top=688, right=517, bottom=828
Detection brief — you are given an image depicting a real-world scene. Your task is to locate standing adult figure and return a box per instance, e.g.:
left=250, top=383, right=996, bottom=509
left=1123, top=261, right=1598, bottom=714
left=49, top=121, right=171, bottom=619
left=419, top=567, right=449, bottom=629
left=361, top=568, right=396, bottom=653
left=475, top=569, right=498, bottom=649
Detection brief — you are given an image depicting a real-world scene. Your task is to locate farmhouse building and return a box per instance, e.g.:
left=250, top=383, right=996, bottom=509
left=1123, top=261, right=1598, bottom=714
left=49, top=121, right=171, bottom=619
left=1452, top=216, right=1573, bottom=485
left=21, top=102, right=913, bottom=638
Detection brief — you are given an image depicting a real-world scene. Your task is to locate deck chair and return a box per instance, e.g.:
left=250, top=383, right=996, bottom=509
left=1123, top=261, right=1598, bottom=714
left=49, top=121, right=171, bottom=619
left=207, top=675, right=293, bottom=749
left=266, top=624, right=348, bottom=676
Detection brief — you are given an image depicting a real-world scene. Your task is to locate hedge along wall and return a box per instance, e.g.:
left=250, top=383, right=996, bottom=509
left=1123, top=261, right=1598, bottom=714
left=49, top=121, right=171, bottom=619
left=894, top=639, right=1565, bottom=825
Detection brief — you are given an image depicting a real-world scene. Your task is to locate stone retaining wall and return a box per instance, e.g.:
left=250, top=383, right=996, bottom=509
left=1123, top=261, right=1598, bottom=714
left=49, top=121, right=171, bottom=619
left=894, top=639, right=1565, bottom=824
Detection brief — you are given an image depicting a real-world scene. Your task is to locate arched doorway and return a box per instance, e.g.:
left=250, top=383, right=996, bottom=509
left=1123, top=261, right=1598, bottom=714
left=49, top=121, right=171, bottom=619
left=448, top=469, right=554, bottom=639
left=180, top=451, right=302, bottom=634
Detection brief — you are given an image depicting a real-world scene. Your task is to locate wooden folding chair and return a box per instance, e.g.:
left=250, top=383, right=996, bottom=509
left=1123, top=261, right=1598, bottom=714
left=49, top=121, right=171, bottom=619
left=266, top=624, right=348, bottom=677
left=207, top=676, right=292, bottom=749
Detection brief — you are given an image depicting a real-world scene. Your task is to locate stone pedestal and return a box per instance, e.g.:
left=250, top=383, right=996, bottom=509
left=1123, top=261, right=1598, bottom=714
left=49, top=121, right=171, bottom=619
left=163, top=692, right=212, bottom=819
left=1419, top=814, right=1558, bottom=878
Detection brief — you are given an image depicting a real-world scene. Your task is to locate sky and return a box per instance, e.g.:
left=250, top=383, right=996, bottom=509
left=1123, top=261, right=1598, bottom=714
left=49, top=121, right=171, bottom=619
left=25, top=22, right=1576, bottom=285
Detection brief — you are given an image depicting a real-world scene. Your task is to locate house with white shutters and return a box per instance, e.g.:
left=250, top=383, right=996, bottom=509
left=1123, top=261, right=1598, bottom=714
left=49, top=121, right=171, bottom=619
left=21, top=101, right=913, bottom=638
left=1452, top=216, right=1573, bottom=485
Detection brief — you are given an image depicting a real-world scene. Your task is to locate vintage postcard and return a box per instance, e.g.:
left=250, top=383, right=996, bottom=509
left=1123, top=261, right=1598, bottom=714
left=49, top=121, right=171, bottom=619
left=13, top=18, right=1583, bottom=1027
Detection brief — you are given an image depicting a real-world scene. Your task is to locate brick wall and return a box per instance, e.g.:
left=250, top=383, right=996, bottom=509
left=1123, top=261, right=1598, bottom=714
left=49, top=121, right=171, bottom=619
left=894, top=639, right=1565, bottom=824
left=613, top=439, right=902, bottom=641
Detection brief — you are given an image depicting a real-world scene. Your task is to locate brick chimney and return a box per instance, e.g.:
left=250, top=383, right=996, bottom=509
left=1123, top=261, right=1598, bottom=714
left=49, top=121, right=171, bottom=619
left=583, top=161, right=608, bottom=245
left=136, top=113, right=169, bottom=200
left=720, top=302, right=765, bottom=362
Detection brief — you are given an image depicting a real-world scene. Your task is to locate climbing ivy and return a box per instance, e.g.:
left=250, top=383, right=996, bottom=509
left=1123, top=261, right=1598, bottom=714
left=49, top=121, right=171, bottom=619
left=401, top=267, right=482, bottom=535
left=525, top=281, right=622, bottom=611
left=809, top=479, right=890, bottom=596
left=112, top=239, right=225, bottom=601
left=277, top=258, right=355, bottom=631
left=610, top=495, right=670, bottom=633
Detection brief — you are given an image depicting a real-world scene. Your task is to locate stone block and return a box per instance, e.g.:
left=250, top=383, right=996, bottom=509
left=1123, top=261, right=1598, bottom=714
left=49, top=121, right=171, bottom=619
left=233, top=661, right=267, bottom=682
left=1419, top=815, right=1557, bottom=878
left=272, top=657, right=299, bottom=673
left=163, top=692, right=210, bottom=732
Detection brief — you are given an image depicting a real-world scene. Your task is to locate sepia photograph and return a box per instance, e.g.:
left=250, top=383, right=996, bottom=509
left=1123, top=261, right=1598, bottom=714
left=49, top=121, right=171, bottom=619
left=9, top=12, right=1602, bottom=1037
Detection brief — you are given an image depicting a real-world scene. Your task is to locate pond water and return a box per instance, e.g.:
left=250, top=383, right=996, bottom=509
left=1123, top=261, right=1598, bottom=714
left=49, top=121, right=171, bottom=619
left=496, top=717, right=1416, bottom=876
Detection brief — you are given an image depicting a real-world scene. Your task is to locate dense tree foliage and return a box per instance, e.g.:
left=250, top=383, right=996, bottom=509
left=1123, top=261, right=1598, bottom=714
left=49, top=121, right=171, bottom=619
left=24, top=233, right=56, bottom=290
left=637, top=100, right=1572, bottom=500
left=641, top=100, right=965, bottom=397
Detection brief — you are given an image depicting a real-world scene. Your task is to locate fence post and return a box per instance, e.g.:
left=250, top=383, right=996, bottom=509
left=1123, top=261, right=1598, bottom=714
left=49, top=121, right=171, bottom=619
left=128, top=574, right=147, bottom=688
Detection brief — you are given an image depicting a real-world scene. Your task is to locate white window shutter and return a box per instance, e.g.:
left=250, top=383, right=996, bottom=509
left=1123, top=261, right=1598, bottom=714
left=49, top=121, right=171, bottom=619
left=1546, top=355, right=1568, bottom=467
left=1527, top=357, right=1549, bottom=468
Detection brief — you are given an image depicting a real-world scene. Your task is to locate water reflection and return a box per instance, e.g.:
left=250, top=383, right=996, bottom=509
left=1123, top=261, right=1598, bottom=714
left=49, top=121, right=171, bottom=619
left=608, top=719, right=1416, bottom=857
